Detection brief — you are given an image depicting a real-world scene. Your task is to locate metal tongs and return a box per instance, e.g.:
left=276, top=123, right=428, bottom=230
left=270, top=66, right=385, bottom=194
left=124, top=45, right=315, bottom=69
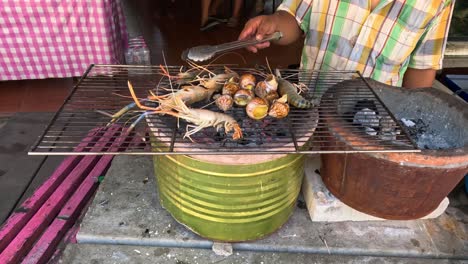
left=181, top=31, right=283, bottom=62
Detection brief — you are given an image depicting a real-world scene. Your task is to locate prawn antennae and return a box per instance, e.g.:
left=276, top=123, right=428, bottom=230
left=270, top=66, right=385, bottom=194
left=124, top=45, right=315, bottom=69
left=265, top=57, right=273, bottom=75
left=162, top=51, right=175, bottom=94
left=127, top=81, right=159, bottom=111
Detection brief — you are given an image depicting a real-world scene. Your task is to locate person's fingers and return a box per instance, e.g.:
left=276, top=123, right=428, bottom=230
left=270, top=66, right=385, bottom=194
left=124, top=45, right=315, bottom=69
left=256, top=21, right=276, bottom=40
left=255, top=42, right=270, bottom=50
left=239, top=26, right=255, bottom=40
left=238, top=17, right=262, bottom=40
left=238, top=15, right=276, bottom=53
left=246, top=45, right=258, bottom=53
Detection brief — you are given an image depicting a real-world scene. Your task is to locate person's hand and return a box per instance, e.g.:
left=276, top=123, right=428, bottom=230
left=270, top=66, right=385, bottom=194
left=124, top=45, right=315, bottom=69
left=238, top=14, right=278, bottom=53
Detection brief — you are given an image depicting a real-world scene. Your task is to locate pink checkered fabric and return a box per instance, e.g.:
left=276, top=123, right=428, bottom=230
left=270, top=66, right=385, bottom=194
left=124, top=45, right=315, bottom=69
left=0, top=0, right=127, bottom=80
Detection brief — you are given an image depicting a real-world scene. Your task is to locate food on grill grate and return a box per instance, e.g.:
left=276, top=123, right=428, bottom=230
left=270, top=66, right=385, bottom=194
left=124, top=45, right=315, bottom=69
left=127, top=82, right=243, bottom=141
left=199, top=68, right=240, bottom=92
left=214, top=94, right=234, bottom=112
left=268, top=95, right=290, bottom=119
left=149, top=85, right=216, bottom=110
left=246, top=97, right=269, bottom=120
left=233, top=89, right=254, bottom=106
left=107, top=64, right=318, bottom=140
left=278, top=78, right=313, bottom=109
left=222, top=77, right=240, bottom=96
left=254, top=74, right=279, bottom=103
left=239, top=73, right=256, bottom=90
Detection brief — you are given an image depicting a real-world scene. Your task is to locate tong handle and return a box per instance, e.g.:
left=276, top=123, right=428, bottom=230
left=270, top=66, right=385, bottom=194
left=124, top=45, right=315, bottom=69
left=215, top=32, right=283, bottom=53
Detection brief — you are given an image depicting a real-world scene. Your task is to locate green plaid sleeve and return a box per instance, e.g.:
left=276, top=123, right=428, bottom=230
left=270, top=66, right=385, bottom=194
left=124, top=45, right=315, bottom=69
left=409, top=0, right=455, bottom=70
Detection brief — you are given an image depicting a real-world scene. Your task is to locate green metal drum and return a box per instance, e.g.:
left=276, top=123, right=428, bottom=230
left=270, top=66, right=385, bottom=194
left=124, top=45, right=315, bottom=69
left=152, top=153, right=305, bottom=242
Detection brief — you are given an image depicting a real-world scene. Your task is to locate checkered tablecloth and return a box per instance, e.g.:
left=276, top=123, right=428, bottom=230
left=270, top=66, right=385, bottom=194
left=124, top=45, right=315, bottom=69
left=0, top=0, right=127, bottom=80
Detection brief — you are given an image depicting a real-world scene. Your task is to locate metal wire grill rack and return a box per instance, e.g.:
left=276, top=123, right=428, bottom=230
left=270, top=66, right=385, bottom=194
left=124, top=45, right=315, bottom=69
left=28, top=64, right=419, bottom=155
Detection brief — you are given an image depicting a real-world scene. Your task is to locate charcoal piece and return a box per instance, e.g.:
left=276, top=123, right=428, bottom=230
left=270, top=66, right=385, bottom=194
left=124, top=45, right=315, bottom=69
left=354, top=99, right=378, bottom=114
left=353, top=108, right=380, bottom=128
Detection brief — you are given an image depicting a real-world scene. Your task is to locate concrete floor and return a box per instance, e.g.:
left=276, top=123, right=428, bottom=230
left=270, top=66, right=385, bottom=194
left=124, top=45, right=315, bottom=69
left=59, top=155, right=468, bottom=263
left=0, top=113, right=60, bottom=224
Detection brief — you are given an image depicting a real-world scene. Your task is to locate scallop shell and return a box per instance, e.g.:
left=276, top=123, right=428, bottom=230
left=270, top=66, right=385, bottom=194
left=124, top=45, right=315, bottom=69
left=246, top=97, right=269, bottom=120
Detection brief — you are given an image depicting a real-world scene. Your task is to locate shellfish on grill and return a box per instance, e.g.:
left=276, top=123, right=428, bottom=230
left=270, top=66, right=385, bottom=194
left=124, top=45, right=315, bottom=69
left=255, top=74, right=279, bottom=103
left=268, top=94, right=289, bottom=119
left=222, top=76, right=240, bottom=96
left=214, top=94, right=234, bottom=112
left=233, top=89, right=254, bottom=106
left=246, top=97, right=269, bottom=120
left=239, top=73, right=256, bottom=90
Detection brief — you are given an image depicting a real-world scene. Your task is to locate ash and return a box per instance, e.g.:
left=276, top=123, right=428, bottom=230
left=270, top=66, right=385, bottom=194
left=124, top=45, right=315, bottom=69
left=350, top=99, right=457, bottom=149
left=400, top=118, right=456, bottom=150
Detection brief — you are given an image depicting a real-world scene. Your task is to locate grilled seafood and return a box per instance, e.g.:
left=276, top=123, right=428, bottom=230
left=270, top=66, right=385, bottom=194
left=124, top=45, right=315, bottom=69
left=239, top=73, right=256, bottom=90
left=268, top=95, right=289, bottom=119
left=148, top=85, right=216, bottom=111
left=277, top=78, right=312, bottom=109
left=246, top=97, right=269, bottom=120
left=233, top=89, right=254, bottom=106
left=222, top=77, right=240, bottom=96
left=199, top=67, right=239, bottom=92
left=127, top=81, right=242, bottom=141
left=214, top=94, right=234, bottom=112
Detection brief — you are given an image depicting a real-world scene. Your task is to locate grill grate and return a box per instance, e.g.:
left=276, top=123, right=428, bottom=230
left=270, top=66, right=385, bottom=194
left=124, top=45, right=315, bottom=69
left=29, top=64, right=420, bottom=155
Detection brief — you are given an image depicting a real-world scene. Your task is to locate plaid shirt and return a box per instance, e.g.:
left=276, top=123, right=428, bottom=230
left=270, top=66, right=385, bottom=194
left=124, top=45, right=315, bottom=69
left=278, top=0, right=455, bottom=86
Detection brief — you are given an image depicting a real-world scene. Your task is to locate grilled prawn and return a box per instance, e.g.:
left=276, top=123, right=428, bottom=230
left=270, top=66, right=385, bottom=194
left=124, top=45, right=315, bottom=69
left=127, top=81, right=242, bottom=141
left=277, top=78, right=312, bottom=109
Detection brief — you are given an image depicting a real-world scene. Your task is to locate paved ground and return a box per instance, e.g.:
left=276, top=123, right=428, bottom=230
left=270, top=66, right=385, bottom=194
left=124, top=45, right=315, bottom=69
left=0, top=112, right=61, bottom=223
left=64, top=155, right=467, bottom=263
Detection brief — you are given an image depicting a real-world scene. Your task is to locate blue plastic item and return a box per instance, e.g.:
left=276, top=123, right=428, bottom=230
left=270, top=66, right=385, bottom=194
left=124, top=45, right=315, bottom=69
left=442, top=74, right=468, bottom=103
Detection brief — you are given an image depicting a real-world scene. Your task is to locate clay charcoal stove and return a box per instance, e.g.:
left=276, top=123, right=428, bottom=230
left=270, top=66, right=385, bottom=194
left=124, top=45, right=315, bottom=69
left=320, top=78, right=468, bottom=219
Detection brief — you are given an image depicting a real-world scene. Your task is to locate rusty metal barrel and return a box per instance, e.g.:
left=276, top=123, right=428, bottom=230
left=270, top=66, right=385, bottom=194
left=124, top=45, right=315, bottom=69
left=153, top=153, right=304, bottom=241
left=320, top=79, right=468, bottom=220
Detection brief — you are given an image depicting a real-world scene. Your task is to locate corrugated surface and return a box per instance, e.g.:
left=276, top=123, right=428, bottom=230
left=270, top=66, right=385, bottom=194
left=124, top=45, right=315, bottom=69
left=153, top=154, right=304, bottom=242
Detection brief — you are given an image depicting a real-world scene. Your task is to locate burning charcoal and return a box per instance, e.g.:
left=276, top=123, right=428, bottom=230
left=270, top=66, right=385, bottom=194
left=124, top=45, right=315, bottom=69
left=378, top=116, right=399, bottom=141
left=353, top=108, right=380, bottom=128
left=276, top=131, right=287, bottom=137
left=365, top=127, right=378, bottom=136
left=214, top=132, right=226, bottom=142
left=354, top=99, right=378, bottom=113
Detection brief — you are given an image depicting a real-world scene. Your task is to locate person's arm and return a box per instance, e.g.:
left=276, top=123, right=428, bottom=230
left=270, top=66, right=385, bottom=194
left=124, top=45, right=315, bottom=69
left=403, top=0, right=454, bottom=88
left=402, top=68, right=437, bottom=88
